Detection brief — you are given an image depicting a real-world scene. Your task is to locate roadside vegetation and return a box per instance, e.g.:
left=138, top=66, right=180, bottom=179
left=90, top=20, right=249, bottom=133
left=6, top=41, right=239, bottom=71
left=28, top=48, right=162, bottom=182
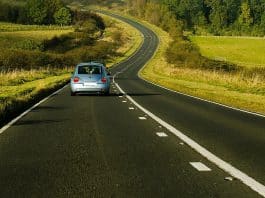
left=85, top=0, right=265, bottom=114
left=123, top=2, right=265, bottom=114
left=140, top=25, right=265, bottom=113
left=99, top=14, right=142, bottom=66
left=190, top=36, right=265, bottom=68
left=0, top=0, right=143, bottom=126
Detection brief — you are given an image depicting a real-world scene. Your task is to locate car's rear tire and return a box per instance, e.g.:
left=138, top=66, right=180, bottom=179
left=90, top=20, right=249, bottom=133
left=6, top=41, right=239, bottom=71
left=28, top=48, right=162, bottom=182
left=71, top=91, right=76, bottom=96
left=104, top=90, right=110, bottom=96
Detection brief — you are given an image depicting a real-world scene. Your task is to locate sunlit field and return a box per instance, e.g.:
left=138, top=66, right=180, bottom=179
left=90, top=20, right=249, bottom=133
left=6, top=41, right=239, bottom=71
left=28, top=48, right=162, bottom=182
left=190, top=36, right=265, bottom=68
left=139, top=19, right=265, bottom=114
left=0, top=22, right=73, bottom=49
left=0, top=22, right=72, bottom=32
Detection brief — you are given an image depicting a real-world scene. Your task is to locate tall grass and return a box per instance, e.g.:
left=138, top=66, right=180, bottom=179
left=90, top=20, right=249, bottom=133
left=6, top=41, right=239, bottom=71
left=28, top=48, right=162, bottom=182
left=0, top=22, right=72, bottom=32
left=0, top=68, right=72, bottom=125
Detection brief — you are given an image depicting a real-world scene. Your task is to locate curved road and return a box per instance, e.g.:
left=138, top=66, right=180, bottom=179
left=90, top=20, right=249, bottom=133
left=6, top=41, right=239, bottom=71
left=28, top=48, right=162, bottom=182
left=0, top=12, right=264, bottom=197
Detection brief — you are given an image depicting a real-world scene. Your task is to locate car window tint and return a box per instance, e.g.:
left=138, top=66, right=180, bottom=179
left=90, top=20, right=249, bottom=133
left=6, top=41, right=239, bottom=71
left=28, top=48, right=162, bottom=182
left=78, top=65, right=101, bottom=74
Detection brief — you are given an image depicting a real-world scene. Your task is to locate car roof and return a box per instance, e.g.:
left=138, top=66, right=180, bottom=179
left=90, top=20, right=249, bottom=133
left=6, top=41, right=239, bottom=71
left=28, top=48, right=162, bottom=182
left=77, top=62, right=104, bottom=67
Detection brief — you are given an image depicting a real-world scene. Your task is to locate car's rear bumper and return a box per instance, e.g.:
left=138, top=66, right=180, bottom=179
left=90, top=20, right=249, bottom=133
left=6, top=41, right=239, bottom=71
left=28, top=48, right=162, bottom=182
left=70, top=83, right=109, bottom=93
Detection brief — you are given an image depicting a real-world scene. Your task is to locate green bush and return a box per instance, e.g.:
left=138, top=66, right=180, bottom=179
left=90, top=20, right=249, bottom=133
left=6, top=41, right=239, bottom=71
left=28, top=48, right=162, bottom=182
left=15, top=39, right=44, bottom=51
left=166, top=39, right=239, bottom=72
left=43, top=34, right=73, bottom=51
left=0, top=49, right=75, bottom=71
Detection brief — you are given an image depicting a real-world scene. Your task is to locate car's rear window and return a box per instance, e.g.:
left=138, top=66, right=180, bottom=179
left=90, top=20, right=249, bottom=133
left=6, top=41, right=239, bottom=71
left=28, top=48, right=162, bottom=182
left=78, top=65, right=101, bottom=74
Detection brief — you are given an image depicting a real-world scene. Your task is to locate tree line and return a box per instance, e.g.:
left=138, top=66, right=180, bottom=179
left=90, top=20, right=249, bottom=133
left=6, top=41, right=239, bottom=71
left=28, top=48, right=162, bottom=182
left=127, top=0, right=265, bottom=36
left=0, top=0, right=72, bottom=25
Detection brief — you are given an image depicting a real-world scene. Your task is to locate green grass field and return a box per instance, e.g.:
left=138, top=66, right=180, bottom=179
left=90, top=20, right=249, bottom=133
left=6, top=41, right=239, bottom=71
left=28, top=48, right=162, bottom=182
left=0, top=22, right=72, bottom=32
left=190, top=36, right=265, bottom=68
left=137, top=18, right=265, bottom=114
left=0, top=23, right=74, bottom=50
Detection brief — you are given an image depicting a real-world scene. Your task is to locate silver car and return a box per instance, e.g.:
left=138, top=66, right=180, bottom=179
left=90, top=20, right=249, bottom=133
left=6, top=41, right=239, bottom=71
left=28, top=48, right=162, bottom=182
left=70, top=62, right=111, bottom=96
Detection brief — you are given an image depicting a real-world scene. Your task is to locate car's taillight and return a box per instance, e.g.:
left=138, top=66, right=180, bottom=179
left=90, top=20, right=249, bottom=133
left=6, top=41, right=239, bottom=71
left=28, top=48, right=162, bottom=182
left=101, top=77, right=107, bottom=83
left=73, top=77, right=79, bottom=83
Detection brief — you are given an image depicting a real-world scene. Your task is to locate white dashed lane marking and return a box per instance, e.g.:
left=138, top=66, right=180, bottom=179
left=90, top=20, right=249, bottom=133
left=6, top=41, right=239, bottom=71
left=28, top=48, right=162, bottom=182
left=129, top=107, right=135, bottom=110
left=139, top=117, right=147, bottom=120
left=225, top=177, right=234, bottom=181
left=156, top=132, right=168, bottom=137
left=190, top=162, right=212, bottom=172
left=122, top=100, right=127, bottom=103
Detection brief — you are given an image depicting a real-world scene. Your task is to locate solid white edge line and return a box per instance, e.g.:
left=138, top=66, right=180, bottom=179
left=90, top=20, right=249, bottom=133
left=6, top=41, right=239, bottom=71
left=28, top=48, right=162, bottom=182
left=0, top=84, right=68, bottom=134
left=138, top=76, right=265, bottom=118
left=114, top=80, right=265, bottom=197
left=107, top=13, right=265, bottom=196
left=136, top=37, right=265, bottom=119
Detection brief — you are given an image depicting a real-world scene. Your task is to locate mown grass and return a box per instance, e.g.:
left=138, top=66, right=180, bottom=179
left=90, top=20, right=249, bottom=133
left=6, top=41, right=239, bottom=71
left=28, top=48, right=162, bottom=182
left=190, top=36, right=265, bottom=68
left=0, top=29, right=74, bottom=50
left=138, top=18, right=265, bottom=114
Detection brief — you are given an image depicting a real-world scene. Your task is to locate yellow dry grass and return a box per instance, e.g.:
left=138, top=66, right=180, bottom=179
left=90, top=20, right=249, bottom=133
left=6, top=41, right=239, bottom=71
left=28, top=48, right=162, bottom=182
left=0, top=29, right=73, bottom=40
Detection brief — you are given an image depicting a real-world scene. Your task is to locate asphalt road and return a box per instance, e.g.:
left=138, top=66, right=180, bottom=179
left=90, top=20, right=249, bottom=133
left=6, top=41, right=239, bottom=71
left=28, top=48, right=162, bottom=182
left=0, top=12, right=264, bottom=197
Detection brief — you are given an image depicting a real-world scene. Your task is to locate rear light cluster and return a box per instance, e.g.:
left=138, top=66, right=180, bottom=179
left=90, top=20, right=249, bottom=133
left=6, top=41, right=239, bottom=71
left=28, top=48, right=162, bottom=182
left=101, top=77, right=107, bottom=83
left=73, top=77, right=79, bottom=83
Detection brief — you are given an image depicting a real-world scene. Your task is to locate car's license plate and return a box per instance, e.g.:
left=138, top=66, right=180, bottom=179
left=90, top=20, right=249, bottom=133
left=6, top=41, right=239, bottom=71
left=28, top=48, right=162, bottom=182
left=84, top=82, right=97, bottom=87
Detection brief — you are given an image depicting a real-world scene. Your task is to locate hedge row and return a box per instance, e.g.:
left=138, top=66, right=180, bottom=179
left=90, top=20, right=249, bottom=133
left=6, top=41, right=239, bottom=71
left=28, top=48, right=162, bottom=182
left=0, top=39, right=118, bottom=72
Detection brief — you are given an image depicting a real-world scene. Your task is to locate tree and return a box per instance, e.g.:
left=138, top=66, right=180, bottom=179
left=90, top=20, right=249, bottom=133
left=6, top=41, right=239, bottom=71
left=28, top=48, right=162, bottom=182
left=144, top=3, right=161, bottom=25
left=0, top=3, right=10, bottom=22
left=26, top=0, right=47, bottom=24
left=54, top=7, right=71, bottom=26
left=223, top=0, right=241, bottom=24
left=248, top=0, right=265, bottom=24
left=260, top=12, right=265, bottom=32
left=205, top=0, right=228, bottom=30
left=44, top=0, right=64, bottom=24
left=238, top=2, right=253, bottom=27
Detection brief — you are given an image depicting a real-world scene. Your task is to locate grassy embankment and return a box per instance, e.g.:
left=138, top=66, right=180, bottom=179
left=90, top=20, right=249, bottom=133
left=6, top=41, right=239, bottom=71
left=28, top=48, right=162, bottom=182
left=83, top=5, right=265, bottom=114
left=99, top=14, right=142, bottom=66
left=138, top=22, right=265, bottom=114
left=190, top=36, right=265, bottom=68
left=0, top=16, right=142, bottom=126
left=0, top=24, right=73, bottom=124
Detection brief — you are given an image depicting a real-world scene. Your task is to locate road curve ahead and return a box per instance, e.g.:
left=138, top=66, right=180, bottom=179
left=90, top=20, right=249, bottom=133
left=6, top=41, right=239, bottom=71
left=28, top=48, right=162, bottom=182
left=0, top=11, right=264, bottom=197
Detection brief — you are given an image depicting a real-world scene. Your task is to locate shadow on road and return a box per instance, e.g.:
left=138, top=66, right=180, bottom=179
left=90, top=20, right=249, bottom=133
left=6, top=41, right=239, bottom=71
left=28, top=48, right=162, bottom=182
left=14, top=119, right=67, bottom=126
left=32, top=106, right=66, bottom=112
left=75, top=92, right=161, bottom=97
